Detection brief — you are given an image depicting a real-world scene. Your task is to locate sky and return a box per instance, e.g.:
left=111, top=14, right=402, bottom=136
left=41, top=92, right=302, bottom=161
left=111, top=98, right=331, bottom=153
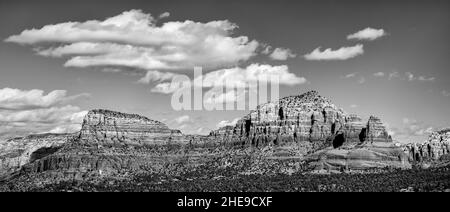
left=0, top=0, right=449, bottom=143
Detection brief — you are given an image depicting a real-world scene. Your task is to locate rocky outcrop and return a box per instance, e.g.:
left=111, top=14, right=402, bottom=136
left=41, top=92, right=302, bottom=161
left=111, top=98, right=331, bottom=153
left=210, top=91, right=392, bottom=152
left=365, top=116, right=391, bottom=143
left=403, top=129, right=450, bottom=163
left=0, top=91, right=399, bottom=181
left=79, top=109, right=186, bottom=146
left=307, top=142, right=411, bottom=172
left=0, top=133, right=74, bottom=178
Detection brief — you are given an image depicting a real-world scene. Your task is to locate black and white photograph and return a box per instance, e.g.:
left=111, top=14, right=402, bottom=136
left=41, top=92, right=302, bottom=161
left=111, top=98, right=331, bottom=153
left=0, top=0, right=449, bottom=199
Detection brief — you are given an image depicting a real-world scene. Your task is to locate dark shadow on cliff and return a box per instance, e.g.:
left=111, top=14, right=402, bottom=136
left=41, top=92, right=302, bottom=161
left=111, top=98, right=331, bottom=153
left=333, top=133, right=346, bottom=148
left=29, top=147, right=61, bottom=163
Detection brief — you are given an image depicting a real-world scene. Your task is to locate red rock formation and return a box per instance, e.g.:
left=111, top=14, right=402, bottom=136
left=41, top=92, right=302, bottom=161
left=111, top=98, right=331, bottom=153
left=79, top=109, right=185, bottom=146
left=403, top=129, right=450, bottom=162
left=210, top=91, right=392, bottom=152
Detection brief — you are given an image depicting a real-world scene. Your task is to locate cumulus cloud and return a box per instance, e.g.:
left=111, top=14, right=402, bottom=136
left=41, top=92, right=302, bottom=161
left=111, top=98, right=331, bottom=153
left=200, top=63, right=306, bottom=88
left=158, top=12, right=170, bottom=19
left=146, top=64, right=306, bottom=106
left=404, top=72, right=435, bottom=82
left=203, top=88, right=246, bottom=105
left=261, top=45, right=272, bottom=55
left=149, top=63, right=306, bottom=93
left=373, top=72, right=385, bottom=77
left=390, top=118, right=435, bottom=142
left=388, top=71, right=400, bottom=80
left=388, top=72, right=435, bottom=82
left=342, top=72, right=358, bottom=79
left=341, top=72, right=365, bottom=84
left=0, top=87, right=88, bottom=139
left=442, top=90, right=450, bottom=97
left=269, top=47, right=296, bottom=60
left=405, top=72, right=415, bottom=81
left=137, top=70, right=184, bottom=84
left=304, top=44, right=364, bottom=60
left=174, top=115, right=191, bottom=124
left=357, top=77, right=366, bottom=84
left=5, top=9, right=259, bottom=71
left=347, top=27, right=387, bottom=41
left=417, top=75, right=435, bottom=82
left=216, top=118, right=240, bottom=128
left=0, top=88, right=89, bottom=110
left=0, top=106, right=88, bottom=139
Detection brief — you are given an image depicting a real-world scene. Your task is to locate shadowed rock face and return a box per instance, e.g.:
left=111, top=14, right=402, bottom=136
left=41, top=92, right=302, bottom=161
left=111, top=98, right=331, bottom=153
left=209, top=91, right=392, bottom=152
left=79, top=109, right=185, bottom=146
left=0, top=133, right=75, bottom=178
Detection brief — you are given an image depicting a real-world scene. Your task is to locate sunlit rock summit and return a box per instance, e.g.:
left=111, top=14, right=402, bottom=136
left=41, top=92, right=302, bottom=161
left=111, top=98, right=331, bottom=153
left=210, top=90, right=392, bottom=150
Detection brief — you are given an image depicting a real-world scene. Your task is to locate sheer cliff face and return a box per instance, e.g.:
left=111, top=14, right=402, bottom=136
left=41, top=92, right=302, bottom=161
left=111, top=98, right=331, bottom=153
left=79, top=109, right=184, bottom=146
left=210, top=91, right=391, bottom=148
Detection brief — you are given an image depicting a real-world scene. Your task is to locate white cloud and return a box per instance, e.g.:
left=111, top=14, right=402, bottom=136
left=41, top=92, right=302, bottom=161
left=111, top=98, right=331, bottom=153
left=342, top=72, right=358, bottom=79
left=401, top=72, right=435, bottom=82
left=399, top=118, right=434, bottom=137
left=350, top=104, right=358, bottom=108
left=262, top=45, right=272, bottom=55
left=0, top=106, right=87, bottom=139
left=0, top=88, right=89, bottom=110
left=148, top=64, right=306, bottom=106
left=150, top=63, right=306, bottom=94
left=137, top=70, right=183, bottom=84
left=390, top=118, right=436, bottom=143
left=341, top=72, right=365, bottom=84
left=158, top=12, right=170, bottom=19
left=405, top=72, right=415, bottom=81
left=174, top=115, right=191, bottom=124
left=373, top=72, right=385, bottom=77
left=5, top=9, right=259, bottom=71
left=442, top=90, right=450, bottom=97
left=269, top=47, right=296, bottom=60
left=0, top=87, right=88, bottom=139
left=357, top=77, right=366, bottom=84
left=304, top=44, right=364, bottom=60
left=347, top=27, right=387, bottom=41
left=388, top=72, right=399, bottom=80
left=417, top=76, right=435, bottom=82
left=216, top=118, right=240, bottom=128
left=203, top=88, right=245, bottom=105
left=200, top=63, right=306, bottom=88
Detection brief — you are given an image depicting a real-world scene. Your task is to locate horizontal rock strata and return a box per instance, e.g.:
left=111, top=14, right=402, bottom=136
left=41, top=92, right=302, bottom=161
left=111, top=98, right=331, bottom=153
left=210, top=91, right=392, bottom=153
left=0, top=133, right=74, bottom=178
left=79, top=109, right=186, bottom=146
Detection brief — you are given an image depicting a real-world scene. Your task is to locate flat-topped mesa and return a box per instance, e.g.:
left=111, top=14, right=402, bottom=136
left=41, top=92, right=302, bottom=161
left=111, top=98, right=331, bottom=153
left=210, top=90, right=392, bottom=150
left=79, top=109, right=184, bottom=146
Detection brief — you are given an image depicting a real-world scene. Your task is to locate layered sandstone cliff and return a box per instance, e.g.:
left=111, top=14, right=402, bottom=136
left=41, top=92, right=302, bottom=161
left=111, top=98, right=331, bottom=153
left=0, top=133, right=74, bottom=178
left=0, top=91, right=410, bottom=182
left=210, top=91, right=392, bottom=152
left=79, top=109, right=185, bottom=146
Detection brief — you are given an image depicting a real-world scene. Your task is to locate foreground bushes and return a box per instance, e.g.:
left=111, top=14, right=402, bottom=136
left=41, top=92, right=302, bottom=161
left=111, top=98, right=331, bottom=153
left=15, top=166, right=450, bottom=192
